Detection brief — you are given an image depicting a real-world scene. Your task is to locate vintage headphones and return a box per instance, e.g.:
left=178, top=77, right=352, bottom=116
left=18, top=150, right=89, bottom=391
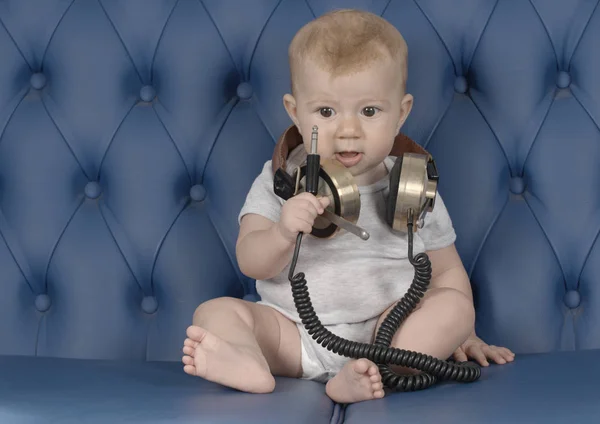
left=271, top=124, right=481, bottom=392
left=272, top=124, right=439, bottom=240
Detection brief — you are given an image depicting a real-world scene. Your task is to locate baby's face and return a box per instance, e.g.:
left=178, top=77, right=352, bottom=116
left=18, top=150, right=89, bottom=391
left=284, top=57, right=412, bottom=185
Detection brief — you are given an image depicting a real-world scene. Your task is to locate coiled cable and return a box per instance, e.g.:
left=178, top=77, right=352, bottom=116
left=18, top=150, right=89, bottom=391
left=287, top=212, right=481, bottom=392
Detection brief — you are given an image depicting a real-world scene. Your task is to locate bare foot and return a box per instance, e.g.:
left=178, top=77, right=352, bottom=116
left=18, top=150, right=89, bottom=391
left=181, top=325, right=275, bottom=394
left=325, top=358, right=385, bottom=403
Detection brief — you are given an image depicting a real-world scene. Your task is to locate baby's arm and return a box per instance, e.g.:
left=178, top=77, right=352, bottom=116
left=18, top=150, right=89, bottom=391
left=427, top=245, right=515, bottom=365
left=428, top=243, right=473, bottom=301
left=236, top=214, right=295, bottom=280
left=236, top=192, right=330, bottom=280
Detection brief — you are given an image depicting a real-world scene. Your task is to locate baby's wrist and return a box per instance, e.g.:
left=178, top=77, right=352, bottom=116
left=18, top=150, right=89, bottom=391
left=273, top=222, right=295, bottom=246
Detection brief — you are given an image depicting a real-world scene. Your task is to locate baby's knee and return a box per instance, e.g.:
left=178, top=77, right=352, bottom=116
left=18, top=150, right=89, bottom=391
left=428, top=288, right=475, bottom=334
left=193, top=296, right=246, bottom=322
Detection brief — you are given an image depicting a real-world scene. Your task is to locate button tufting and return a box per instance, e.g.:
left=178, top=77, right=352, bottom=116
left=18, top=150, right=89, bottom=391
left=556, top=71, right=571, bottom=88
left=564, top=290, right=580, bottom=309
left=454, top=76, right=468, bottom=94
left=141, top=296, right=158, bottom=314
left=35, top=294, right=51, bottom=312
left=190, top=184, right=206, bottom=201
left=236, top=82, right=253, bottom=100
left=30, top=73, right=46, bottom=90
left=85, top=181, right=102, bottom=199
left=509, top=176, right=525, bottom=194
left=140, top=85, right=156, bottom=102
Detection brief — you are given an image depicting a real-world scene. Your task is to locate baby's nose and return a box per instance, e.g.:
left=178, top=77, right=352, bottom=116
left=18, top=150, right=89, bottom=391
left=336, top=116, right=361, bottom=138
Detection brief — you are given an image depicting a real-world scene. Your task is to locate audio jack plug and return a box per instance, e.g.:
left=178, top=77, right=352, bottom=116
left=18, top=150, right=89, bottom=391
left=305, top=125, right=320, bottom=195
left=306, top=126, right=370, bottom=240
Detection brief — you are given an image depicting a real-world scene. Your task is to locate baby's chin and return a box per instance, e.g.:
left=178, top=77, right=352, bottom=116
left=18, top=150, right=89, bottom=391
left=352, top=162, right=389, bottom=184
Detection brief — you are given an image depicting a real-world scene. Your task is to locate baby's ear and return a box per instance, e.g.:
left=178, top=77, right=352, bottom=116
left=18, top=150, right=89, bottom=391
left=396, top=93, right=414, bottom=134
left=283, top=94, right=301, bottom=131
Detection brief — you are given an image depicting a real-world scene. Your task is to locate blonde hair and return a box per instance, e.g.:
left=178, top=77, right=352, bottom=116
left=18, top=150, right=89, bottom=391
left=288, top=9, right=408, bottom=94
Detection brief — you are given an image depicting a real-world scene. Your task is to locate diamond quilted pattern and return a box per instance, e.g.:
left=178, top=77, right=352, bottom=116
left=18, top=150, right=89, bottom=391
left=570, top=4, right=600, bottom=126
left=1, top=0, right=600, bottom=362
left=0, top=0, right=73, bottom=71
left=467, top=0, right=558, bottom=173
left=0, top=22, right=29, bottom=116
left=424, top=94, right=510, bottom=276
left=306, top=0, right=391, bottom=17
left=382, top=0, right=458, bottom=144
left=152, top=0, right=240, bottom=181
left=0, top=98, right=87, bottom=290
left=42, top=1, right=145, bottom=180
left=98, top=0, right=178, bottom=84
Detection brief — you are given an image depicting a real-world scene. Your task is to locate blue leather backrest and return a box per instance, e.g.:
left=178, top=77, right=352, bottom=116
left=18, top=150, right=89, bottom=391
left=1, top=0, right=598, bottom=361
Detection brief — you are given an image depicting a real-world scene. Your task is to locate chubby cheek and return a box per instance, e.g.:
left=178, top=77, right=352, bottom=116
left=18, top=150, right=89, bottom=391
left=364, top=125, right=396, bottom=159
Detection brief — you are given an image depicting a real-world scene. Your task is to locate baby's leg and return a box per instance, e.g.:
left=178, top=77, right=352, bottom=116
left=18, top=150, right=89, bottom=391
left=182, top=297, right=302, bottom=393
left=374, top=287, right=475, bottom=375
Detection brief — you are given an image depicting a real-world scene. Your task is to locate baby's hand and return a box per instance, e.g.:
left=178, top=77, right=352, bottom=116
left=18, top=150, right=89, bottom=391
left=453, top=333, right=515, bottom=366
left=276, top=192, right=330, bottom=243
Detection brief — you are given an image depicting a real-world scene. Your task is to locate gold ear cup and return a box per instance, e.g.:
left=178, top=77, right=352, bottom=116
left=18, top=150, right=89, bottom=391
left=296, top=158, right=361, bottom=238
left=390, top=153, right=437, bottom=232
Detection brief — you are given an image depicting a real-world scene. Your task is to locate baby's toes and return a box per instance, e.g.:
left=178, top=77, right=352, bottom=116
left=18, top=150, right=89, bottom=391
left=373, top=385, right=385, bottom=398
left=372, top=381, right=383, bottom=392
left=183, top=364, right=197, bottom=376
left=367, top=364, right=379, bottom=376
left=182, top=346, right=195, bottom=357
left=370, top=372, right=381, bottom=383
left=182, top=355, right=197, bottom=376
left=184, top=338, right=198, bottom=349
left=353, top=358, right=372, bottom=375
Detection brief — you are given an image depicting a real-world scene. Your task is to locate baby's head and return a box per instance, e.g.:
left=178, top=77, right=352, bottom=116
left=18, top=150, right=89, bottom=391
left=283, top=9, right=413, bottom=185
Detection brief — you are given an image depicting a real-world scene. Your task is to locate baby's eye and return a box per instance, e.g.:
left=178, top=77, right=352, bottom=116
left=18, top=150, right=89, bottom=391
left=362, top=107, right=380, bottom=117
left=319, top=107, right=334, bottom=118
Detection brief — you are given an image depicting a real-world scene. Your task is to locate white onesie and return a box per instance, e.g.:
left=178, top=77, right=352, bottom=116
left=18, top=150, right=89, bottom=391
left=238, top=144, right=456, bottom=382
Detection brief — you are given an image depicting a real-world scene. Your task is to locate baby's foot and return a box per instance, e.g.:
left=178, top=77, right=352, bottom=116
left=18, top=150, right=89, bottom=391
left=325, top=358, right=385, bottom=403
left=181, top=325, right=275, bottom=393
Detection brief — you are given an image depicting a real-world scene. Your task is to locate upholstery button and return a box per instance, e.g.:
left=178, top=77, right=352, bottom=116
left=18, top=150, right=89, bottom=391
left=454, top=76, right=468, bottom=93
left=509, top=176, right=525, bottom=194
left=556, top=71, right=571, bottom=88
left=85, top=181, right=102, bottom=199
left=140, top=85, right=156, bottom=102
left=190, top=184, right=206, bottom=201
left=236, top=82, right=253, bottom=100
left=564, top=290, right=580, bottom=309
left=30, top=73, right=46, bottom=90
left=35, top=294, right=51, bottom=312
left=141, top=296, right=158, bottom=314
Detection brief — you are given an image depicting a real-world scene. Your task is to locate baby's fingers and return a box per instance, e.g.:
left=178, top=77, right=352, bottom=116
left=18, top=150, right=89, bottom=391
left=500, top=347, right=515, bottom=358
left=453, top=347, right=468, bottom=363
left=466, top=345, right=489, bottom=366
left=296, top=193, right=326, bottom=214
left=317, top=196, right=331, bottom=210
left=482, top=345, right=507, bottom=365
left=498, top=347, right=515, bottom=362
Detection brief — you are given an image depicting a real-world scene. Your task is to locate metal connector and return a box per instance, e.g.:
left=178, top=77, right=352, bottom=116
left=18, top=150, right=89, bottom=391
left=311, top=125, right=318, bottom=154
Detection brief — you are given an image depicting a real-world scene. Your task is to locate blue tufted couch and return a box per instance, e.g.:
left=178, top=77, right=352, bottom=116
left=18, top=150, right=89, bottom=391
left=2, top=0, right=600, bottom=422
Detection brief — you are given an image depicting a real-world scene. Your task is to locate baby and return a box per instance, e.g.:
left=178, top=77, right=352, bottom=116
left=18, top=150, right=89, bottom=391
left=182, top=9, right=514, bottom=404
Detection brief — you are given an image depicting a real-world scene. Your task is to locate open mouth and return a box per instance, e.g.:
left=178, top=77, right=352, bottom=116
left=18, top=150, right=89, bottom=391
left=335, top=151, right=363, bottom=167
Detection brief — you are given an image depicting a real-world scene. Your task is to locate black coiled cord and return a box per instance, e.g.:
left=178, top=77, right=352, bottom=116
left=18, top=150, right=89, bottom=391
left=287, top=216, right=481, bottom=392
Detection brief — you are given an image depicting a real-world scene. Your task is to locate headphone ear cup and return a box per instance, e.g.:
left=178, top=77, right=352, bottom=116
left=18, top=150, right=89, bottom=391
left=386, top=156, right=403, bottom=228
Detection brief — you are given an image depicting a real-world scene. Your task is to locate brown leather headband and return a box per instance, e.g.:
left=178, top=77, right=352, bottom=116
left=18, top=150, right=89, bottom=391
left=271, top=124, right=430, bottom=174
